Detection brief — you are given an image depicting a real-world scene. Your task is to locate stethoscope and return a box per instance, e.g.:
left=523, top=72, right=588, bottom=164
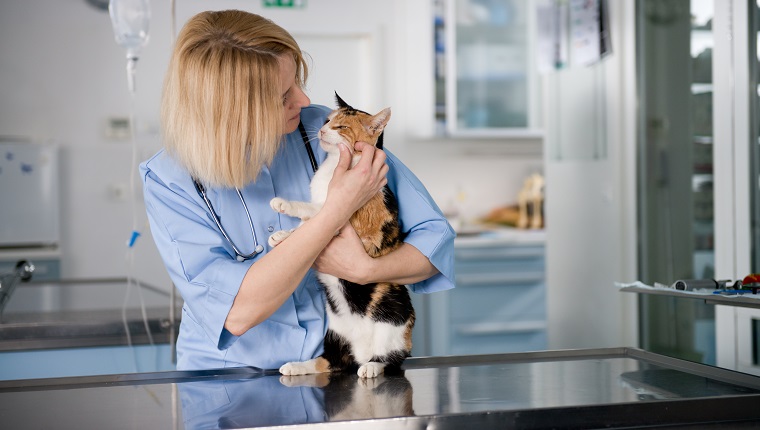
left=193, top=122, right=319, bottom=262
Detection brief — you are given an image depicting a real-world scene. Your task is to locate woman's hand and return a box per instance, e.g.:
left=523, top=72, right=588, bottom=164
left=313, top=222, right=373, bottom=284
left=322, top=142, right=388, bottom=225
left=315, top=222, right=440, bottom=286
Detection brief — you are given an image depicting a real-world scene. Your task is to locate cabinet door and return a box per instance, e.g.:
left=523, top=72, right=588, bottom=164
left=426, top=244, right=547, bottom=356
left=443, top=0, right=542, bottom=137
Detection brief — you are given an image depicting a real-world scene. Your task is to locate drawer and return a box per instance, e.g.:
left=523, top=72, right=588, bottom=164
left=455, top=245, right=544, bottom=262
left=456, top=260, right=545, bottom=277
left=448, top=282, right=546, bottom=323
left=448, top=329, right=547, bottom=356
left=455, top=269, right=544, bottom=287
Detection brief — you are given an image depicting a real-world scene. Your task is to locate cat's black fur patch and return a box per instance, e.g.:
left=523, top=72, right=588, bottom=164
left=370, top=349, right=410, bottom=369
left=331, top=280, right=374, bottom=315
left=323, top=329, right=355, bottom=372
left=371, top=287, right=414, bottom=326
left=324, top=280, right=412, bottom=326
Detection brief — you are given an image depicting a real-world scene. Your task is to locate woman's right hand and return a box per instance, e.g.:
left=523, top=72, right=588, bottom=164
left=324, top=142, right=388, bottom=224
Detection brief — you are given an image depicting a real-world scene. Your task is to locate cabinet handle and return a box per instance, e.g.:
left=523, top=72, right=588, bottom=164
left=456, top=321, right=547, bottom=336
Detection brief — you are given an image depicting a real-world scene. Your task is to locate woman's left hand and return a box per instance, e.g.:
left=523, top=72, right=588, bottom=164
left=313, top=222, right=373, bottom=284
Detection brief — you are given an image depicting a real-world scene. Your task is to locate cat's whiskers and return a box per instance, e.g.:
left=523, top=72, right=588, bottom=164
left=302, top=125, right=324, bottom=134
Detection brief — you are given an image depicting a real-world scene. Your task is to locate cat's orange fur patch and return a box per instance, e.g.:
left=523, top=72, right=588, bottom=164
left=351, top=194, right=398, bottom=258
left=404, top=319, right=414, bottom=351
left=314, top=356, right=332, bottom=373
left=366, top=283, right=390, bottom=316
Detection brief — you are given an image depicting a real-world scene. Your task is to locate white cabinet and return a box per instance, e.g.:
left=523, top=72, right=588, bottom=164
left=438, top=0, right=542, bottom=137
left=412, top=232, right=547, bottom=357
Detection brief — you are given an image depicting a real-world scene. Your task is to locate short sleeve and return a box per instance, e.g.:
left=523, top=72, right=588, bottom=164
left=385, top=150, right=456, bottom=294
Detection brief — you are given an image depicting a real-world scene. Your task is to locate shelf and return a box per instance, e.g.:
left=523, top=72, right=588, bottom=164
left=618, top=282, right=760, bottom=310
left=456, top=25, right=526, bottom=43
left=456, top=73, right=526, bottom=82
left=446, top=128, right=544, bottom=139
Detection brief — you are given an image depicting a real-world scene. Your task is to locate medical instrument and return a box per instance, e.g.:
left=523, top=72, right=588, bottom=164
left=194, top=123, right=318, bottom=262
left=669, top=277, right=760, bottom=295
left=108, top=0, right=150, bottom=94
left=108, top=0, right=153, bottom=359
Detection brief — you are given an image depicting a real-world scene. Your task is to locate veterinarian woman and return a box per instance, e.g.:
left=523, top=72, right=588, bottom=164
left=140, top=10, right=455, bottom=371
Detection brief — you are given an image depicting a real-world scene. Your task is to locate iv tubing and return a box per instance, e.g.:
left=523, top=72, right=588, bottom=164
left=126, top=55, right=138, bottom=95
left=121, top=56, right=155, bottom=363
left=168, top=0, right=178, bottom=365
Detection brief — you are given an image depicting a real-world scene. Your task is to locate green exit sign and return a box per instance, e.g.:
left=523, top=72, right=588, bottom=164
left=263, top=0, right=306, bottom=8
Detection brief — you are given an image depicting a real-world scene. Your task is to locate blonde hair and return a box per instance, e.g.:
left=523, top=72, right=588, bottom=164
left=161, top=10, right=308, bottom=188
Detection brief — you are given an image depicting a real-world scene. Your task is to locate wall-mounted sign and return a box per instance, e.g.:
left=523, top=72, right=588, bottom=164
left=263, top=0, right=306, bottom=8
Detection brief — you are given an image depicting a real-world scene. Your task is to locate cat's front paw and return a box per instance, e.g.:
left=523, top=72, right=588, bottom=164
left=280, top=360, right=316, bottom=376
left=268, top=229, right=293, bottom=247
left=357, top=362, right=385, bottom=379
left=270, top=197, right=292, bottom=214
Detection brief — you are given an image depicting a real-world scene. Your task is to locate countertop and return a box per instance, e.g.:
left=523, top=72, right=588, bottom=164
left=0, top=230, right=542, bottom=352
left=0, top=279, right=179, bottom=351
left=454, top=226, right=546, bottom=247
left=1, top=347, right=759, bottom=429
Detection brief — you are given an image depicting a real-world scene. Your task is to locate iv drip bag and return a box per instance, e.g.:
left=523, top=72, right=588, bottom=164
left=108, top=0, right=150, bottom=60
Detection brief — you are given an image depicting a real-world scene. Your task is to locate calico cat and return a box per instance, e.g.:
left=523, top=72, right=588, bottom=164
left=268, top=93, right=415, bottom=379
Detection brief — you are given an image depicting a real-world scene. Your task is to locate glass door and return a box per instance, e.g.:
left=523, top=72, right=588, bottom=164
left=711, top=0, right=760, bottom=376
left=750, top=3, right=760, bottom=286
left=732, top=0, right=760, bottom=376
left=637, top=0, right=717, bottom=364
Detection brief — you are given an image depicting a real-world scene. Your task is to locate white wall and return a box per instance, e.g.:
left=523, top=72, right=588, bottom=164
left=0, top=0, right=167, bottom=287
left=2, top=0, right=647, bottom=355
left=0, top=0, right=545, bottom=292
left=542, top=2, right=638, bottom=349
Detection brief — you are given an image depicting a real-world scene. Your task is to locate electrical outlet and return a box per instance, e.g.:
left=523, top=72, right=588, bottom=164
left=107, top=183, right=128, bottom=200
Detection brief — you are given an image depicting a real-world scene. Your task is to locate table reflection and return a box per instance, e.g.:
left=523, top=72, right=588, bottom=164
left=180, top=371, right=414, bottom=429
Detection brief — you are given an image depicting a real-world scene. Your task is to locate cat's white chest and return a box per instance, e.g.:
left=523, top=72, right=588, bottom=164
left=309, top=154, right=337, bottom=205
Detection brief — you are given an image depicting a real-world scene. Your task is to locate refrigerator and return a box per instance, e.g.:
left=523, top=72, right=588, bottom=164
left=0, top=140, right=60, bottom=279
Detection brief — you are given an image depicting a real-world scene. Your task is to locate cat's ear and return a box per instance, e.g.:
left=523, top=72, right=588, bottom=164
left=368, top=108, right=392, bottom=134
left=335, top=92, right=352, bottom=110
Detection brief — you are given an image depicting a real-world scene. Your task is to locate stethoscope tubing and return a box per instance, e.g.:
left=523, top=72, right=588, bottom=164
left=193, top=121, right=318, bottom=262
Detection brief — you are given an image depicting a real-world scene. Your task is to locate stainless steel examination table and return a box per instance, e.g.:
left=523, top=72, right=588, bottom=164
left=1, top=347, right=759, bottom=429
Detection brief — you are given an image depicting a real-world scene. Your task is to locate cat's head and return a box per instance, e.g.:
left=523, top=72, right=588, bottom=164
left=318, top=92, right=391, bottom=156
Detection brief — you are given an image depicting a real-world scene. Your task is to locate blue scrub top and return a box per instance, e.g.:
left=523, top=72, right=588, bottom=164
left=140, top=105, right=455, bottom=371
